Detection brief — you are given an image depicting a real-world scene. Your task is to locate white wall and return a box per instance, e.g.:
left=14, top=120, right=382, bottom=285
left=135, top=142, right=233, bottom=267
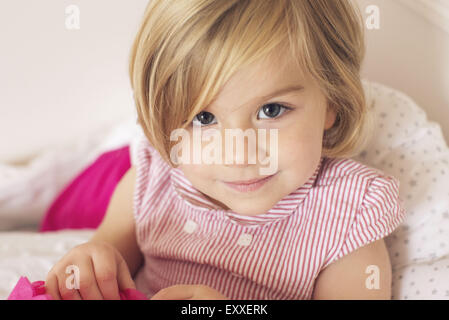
left=0, top=0, right=149, bottom=164
left=357, top=0, right=449, bottom=143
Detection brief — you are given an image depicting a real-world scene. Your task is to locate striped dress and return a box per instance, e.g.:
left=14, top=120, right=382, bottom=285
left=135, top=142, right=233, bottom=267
left=132, top=136, right=406, bottom=299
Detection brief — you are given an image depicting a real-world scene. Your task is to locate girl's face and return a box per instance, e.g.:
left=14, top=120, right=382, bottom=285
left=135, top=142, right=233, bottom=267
left=177, top=51, right=336, bottom=216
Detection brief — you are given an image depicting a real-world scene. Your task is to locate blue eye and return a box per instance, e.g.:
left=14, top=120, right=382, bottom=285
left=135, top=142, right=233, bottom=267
left=257, top=103, right=290, bottom=119
left=192, top=111, right=217, bottom=126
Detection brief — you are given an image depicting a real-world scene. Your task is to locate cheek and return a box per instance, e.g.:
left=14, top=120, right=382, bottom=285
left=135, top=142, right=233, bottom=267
left=278, top=123, right=321, bottom=151
left=277, top=124, right=323, bottom=168
left=179, top=164, right=211, bottom=182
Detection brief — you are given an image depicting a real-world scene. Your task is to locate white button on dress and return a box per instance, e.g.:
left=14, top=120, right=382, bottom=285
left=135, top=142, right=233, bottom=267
left=231, top=272, right=244, bottom=278
left=237, top=233, right=252, bottom=246
left=183, top=219, right=197, bottom=234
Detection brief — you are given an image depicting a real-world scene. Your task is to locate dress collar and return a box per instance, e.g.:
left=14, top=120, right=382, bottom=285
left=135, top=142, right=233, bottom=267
left=169, top=157, right=326, bottom=226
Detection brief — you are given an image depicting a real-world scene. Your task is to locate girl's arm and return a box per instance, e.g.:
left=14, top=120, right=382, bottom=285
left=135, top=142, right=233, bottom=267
left=312, top=239, right=392, bottom=300
left=90, top=166, right=144, bottom=277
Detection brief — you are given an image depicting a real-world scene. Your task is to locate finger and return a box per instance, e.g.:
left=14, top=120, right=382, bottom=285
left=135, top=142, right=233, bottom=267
left=150, top=285, right=194, bottom=300
left=76, top=258, right=105, bottom=300
left=45, top=273, right=62, bottom=300
left=56, top=270, right=82, bottom=300
left=115, top=252, right=136, bottom=291
left=91, top=249, right=121, bottom=300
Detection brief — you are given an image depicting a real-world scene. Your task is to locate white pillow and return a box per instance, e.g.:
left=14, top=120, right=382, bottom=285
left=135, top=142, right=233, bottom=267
left=391, top=255, right=449, bottom=300
left=354, top=80, right=449, bottom=299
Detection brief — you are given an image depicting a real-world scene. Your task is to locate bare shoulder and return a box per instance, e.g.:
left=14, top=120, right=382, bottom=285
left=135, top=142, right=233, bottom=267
left=101, top=166, right=136, bottom=221
left=312, top=239, right=392, bottom=300
left=118, top=166, right=136, bottom=196
left=90, top=166, right=143, bottom=275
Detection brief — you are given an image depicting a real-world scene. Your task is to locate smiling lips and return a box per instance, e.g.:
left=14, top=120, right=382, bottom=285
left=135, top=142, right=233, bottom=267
left=222, top=173, right=277, bottom=192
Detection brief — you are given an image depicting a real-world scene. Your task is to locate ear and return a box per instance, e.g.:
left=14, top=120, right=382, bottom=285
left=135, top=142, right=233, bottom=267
left=324, top=103, right=337, bottom=130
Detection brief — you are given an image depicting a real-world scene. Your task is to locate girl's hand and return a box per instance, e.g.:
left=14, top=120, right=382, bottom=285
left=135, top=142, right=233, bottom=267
left=150, top=284, right=229, bottom=300
left=45, top=240, right=136, bottom=300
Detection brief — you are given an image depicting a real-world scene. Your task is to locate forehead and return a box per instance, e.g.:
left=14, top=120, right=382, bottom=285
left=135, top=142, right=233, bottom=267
left=207, top=51, right=307, bottom=114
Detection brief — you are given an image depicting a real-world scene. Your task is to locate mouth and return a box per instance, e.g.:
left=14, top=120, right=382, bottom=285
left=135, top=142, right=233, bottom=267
left=222, top=172, right=278, bottom=193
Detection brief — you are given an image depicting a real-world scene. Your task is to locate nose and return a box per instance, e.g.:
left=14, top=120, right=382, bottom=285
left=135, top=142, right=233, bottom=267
left=221, top=126, right=258, bottom=168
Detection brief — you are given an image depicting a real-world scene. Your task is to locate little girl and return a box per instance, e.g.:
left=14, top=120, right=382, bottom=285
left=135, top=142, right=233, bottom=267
left=45, top=0, right=406, bottom=300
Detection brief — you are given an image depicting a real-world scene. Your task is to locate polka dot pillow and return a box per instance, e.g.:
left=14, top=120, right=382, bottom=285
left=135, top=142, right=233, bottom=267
left=352, top=80, right=449, bottom=299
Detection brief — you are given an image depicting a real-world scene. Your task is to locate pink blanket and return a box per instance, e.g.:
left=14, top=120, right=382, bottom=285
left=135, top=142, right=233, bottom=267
left=39, top=145, right=131, bottom=232
left=7, top=276, right=147, bottom=300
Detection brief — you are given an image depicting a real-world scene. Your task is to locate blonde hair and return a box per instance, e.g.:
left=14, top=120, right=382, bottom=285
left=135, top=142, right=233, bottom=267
left=129, top=0, right=371, bottom=165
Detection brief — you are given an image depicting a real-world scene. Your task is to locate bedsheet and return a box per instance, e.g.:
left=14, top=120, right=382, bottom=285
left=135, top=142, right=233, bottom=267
left=0, top=229, right=94, bottom=300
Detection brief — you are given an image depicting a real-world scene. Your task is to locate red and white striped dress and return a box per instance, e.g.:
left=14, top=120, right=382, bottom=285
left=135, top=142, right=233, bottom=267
left=132, top=136, right=406, bottom=299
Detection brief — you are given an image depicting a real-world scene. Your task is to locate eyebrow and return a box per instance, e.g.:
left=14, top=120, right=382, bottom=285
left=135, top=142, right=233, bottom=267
left=208, top=84, right=305, bottom=114
left=257, top=84, right=304, bottom=102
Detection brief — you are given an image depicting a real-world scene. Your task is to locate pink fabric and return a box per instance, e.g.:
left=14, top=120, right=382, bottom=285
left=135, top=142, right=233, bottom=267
left=39, top=145, right=131, bottom=232
left=7, top=276, right=147, bottom=300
